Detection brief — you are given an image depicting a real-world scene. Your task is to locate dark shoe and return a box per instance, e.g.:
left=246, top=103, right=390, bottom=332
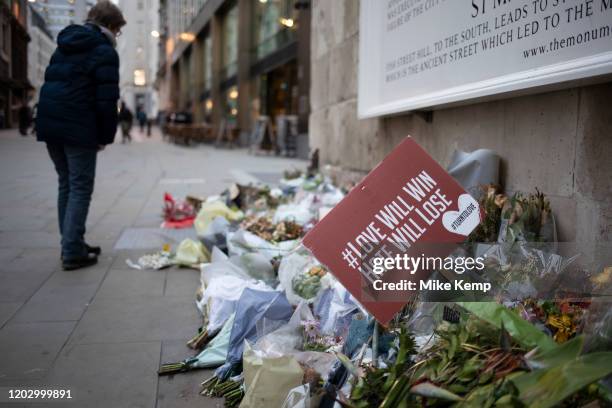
left=85, top=243, right=101, bottom=256
left=62, top=254, right=98, bottom=271
left=60, top=244, right=100, bottom=260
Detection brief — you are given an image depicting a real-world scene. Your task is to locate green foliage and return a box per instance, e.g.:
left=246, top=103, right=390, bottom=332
left=349, top=329, right=417, bottom=408
left=410, top=317, right=525, bottom=402
left=457, top=302, right=557, bottom=352
left=342, top=311, right=611, bottom=408
left=512, top=352, right=612, bottom=408
left=501, top=189, right=551, bottom=243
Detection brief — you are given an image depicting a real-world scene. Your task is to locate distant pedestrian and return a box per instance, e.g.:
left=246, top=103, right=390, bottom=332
left=30, top=103, right=38, bottom=135
left=118, top=101, right=133, bottom=143
left=136, top=105, right=147, bottom=133
left=18, top=102, right=32, bottom=136
left=36, top=0, right=126, bottom=270
left=146, top=116, right=152, bottom=137
left=0, top=99, right=5, bottom=129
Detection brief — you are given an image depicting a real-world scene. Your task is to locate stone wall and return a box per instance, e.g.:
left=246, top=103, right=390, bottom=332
left=309, top=0, right=611, bottom=267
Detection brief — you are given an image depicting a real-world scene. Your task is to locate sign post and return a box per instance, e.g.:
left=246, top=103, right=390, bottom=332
left=303, top=137, right=482, bottom=323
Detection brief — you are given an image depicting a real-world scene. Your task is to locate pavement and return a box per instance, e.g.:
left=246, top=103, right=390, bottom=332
left=0, top=128, right=306, bottom=407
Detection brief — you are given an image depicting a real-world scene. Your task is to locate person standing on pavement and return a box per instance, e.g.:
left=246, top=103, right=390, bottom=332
left=36, top=0, right=126, bottom=270
left=118, top=101, right=133, bottom=143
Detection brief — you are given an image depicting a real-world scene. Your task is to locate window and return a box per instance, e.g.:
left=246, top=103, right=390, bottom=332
left=222, top=5, right=238, bottom=78
left=134, top=69, right=146, bottom=86
left=180, top=51, right=191, bottom=106
left=1, top=20, right=9, bottom=56
left=254, top=0, right=298, bottom=59
left=203, top=34, right=212, bottom=90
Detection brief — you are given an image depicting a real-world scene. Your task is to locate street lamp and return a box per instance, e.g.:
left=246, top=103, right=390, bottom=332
left=179, top=32, right=196, bottom=42
left=280, top=18, right=294, bottom=28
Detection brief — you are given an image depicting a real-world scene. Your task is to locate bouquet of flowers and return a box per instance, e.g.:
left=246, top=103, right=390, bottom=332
left=301, top=319, right=341, bottom=352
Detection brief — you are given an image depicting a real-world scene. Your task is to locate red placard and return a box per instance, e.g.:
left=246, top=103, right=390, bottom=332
left=303, top=137, right=482, bottom=323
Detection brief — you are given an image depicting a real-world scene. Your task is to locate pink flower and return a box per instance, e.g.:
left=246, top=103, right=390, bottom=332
left=301, top=319, right=320, bottom=341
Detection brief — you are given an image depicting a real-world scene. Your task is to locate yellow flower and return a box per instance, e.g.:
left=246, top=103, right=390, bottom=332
left=547, top=314, right=575, bottom=343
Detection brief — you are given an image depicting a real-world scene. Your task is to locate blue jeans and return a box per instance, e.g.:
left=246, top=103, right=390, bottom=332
left=46, top=143, right=97, bottom=260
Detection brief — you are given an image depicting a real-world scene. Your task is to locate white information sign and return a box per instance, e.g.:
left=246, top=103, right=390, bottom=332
left=358, top=0, right=612, bottom=118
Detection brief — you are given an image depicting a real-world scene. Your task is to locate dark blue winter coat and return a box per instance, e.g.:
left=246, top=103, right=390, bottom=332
left=37, top=23, right=119, bottom=148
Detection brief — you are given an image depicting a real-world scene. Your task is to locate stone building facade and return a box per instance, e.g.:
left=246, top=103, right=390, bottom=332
left=117, top=0, right=160, bottom=119
left=30, top=0, right=95, bottom=40
left=0, top=0, right=30, bottom=129
left=309, top=0, right=611, bottom=267
left=156, top=0, right=311, bottom=153
left=27, top=4, right=54, bottom=105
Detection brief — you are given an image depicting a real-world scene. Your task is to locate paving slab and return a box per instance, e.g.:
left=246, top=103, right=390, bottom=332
left=133, top=211, right=165, bottom=228
left=0, top=321, right=75, bottom=381
left=0, top=129, right=305, bottom=407
left=87, top=223, right=128, bottom=240
left=11, top=285, right=97, bottom=323
left=0, top=250, right=60, bottom=306
left=0, top=302, right=22, bottom=328
left=0, top=248, right=23, bottom=264
left=96, top=268, right=165, bottom=299
left=113, top=227, right=198, bottom=250
left=67, top=295, right=202, bottom=345
left=0, top=216, right=50, bottom=232
left=156, top=340, right=222, bottom=408
left=0, top=266, right=56, bottom=304
left=8, top=255, right=113, bottom=323
left=0, top=231, right=60, bottom=249
left=248, top=171, right=284, bottom=186
left=44, top=341, right=161, bottom=408
left=45, top=255, right=114, bottom=287
left=1, top=249, right=60, bottom=273
left=164, top=268, right=200, bottom=298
